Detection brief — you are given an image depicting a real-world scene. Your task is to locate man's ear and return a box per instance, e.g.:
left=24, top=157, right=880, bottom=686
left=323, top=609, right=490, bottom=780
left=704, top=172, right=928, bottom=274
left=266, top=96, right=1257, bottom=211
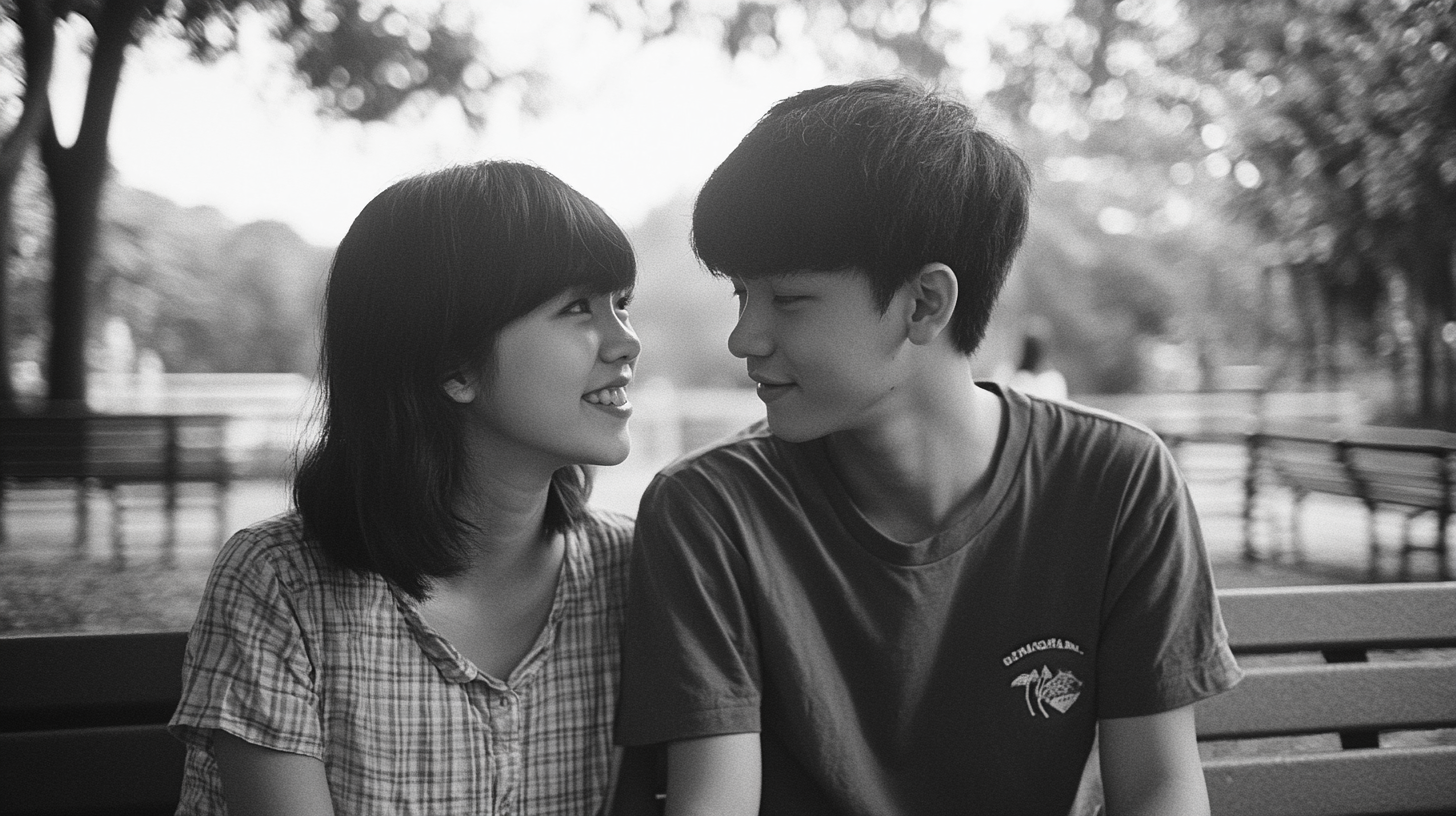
left=442, top=370, right=479, bottom=403
left=904, top=262, right=958, bottom=346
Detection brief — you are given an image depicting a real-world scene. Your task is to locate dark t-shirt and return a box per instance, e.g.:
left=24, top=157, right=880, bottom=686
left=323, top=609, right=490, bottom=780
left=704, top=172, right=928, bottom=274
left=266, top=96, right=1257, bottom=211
left=616, top=385, right=1241, bottom=815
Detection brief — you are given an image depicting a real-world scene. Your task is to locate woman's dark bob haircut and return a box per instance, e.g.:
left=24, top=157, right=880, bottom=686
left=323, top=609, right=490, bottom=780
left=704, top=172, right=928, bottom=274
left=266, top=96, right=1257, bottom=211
left=294, top=160, right=636, bottom=599
left=692, top=77, right=1030, bottom=355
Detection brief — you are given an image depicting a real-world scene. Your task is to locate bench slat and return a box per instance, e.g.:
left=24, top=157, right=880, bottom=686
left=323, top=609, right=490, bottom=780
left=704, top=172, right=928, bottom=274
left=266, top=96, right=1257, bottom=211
left=0, top=631, right=187, bottom=730
left=0, top=724, right=184, bottom=816
left=1218, top=583, right=1456, bottom=653
left=1196, top=661, right=1456, bottom=739
left=1203, top=745, right=1456, bottom=816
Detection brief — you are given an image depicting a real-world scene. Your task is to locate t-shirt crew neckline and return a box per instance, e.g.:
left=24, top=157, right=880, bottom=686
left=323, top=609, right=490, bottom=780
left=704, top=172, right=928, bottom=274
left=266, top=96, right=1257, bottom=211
left=791, top=382, right=1029, bottom=567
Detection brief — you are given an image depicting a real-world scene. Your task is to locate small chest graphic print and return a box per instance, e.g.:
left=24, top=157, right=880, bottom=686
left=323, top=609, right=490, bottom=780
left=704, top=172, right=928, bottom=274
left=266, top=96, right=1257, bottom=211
left=1011, top=666, right=1084, bottom=717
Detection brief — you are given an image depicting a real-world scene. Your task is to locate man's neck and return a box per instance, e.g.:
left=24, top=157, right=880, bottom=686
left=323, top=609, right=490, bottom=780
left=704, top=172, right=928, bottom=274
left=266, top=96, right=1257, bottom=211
left=824, top=370, right=1004, bottom=542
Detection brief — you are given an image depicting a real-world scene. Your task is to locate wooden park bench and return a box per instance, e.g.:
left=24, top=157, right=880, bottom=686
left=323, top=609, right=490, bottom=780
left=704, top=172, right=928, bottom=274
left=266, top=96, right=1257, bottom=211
left=3, top=584, right=1451, bottom=815
left=0, top=413, right=231, bottom=563
left=1198, top=582, right=1456, bottom=816
left=1245, top=424, right=1456, bottom=580
left=0, top=630, right=188, bottom=816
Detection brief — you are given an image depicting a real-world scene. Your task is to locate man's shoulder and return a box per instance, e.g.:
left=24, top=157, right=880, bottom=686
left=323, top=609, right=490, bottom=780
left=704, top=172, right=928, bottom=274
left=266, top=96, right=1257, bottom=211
left=1017, top=390, right=1169, bottom=460
left=642, top=419, right=807, bottom=519
left=655, top=418, right=783, bottom=482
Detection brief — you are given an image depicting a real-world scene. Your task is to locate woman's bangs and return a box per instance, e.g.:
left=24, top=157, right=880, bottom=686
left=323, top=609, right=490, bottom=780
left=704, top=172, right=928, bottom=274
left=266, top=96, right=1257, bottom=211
left=557, top=195, right=637, bottom=295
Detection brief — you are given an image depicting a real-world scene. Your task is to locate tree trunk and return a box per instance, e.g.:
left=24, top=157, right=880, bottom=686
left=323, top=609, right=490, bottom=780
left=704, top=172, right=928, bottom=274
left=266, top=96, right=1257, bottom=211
left=39, top=0, right=147, bottom=411
left=0, top=0, right=58, bottom=413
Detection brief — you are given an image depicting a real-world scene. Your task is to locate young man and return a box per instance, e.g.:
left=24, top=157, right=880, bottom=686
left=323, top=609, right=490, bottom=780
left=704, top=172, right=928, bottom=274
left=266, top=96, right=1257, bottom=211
left=616, top=78, right=1241, bottom=815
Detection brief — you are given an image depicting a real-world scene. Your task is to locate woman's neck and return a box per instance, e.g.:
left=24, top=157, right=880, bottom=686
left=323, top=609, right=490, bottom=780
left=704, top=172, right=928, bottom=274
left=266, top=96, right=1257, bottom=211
left=447, top=466, right=556, bottom=582
left=421, top=470, right=567, bottom=679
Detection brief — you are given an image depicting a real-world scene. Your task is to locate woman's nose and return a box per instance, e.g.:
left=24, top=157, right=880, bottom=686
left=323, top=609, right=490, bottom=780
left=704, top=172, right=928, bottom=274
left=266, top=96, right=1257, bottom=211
left=603, top=312, right=641, bottom=364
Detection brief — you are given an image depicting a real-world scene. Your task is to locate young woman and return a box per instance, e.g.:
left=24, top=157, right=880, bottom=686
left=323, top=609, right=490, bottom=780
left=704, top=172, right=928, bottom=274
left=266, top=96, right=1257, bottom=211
left=169, top=161, right=641, bottom=815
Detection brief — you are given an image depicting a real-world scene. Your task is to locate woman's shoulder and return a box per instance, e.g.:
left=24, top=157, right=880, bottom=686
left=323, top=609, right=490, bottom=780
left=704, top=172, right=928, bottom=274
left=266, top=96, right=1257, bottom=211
left=568, top=506, right=634, bottom=584
left=578, top=506, right=633, bottom=553
left=212, top=512, right=364, bottom=596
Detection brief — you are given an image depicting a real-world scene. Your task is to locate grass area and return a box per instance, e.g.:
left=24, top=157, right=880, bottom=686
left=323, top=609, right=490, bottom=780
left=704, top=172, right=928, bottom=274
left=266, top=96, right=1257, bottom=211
left=0, top=553, right=210, bottom=635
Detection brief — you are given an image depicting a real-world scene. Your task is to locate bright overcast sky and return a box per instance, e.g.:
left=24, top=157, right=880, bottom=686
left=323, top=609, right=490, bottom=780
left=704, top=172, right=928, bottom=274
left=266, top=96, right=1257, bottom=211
left=49, top=0, right=1047, bottom=246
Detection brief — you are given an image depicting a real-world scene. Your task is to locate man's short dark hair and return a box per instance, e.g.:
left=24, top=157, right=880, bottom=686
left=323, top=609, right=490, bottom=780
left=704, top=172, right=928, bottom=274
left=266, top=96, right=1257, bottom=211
left=692, top=77, right=1031, bottom=354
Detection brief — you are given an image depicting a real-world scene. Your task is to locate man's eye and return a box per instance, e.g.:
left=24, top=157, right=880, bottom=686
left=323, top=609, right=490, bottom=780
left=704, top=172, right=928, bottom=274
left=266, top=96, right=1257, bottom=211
left=562, top=299, right=591, bottom=315
left=773, top=295, right=807, bottom=306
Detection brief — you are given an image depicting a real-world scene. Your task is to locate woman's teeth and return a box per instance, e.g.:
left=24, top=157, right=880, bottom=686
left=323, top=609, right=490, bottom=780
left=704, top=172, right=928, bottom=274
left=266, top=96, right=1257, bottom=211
left=584, top=387, right=628, bottom=406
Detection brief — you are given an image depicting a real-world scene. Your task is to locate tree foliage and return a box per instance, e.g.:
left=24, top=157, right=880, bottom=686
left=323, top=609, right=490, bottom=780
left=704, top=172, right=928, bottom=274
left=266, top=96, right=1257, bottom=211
left=1181, top=0, right=1456, bottom=421
left=972, top=0, right=1456, bottom=419
left=0, top=0, right=516, bottom=410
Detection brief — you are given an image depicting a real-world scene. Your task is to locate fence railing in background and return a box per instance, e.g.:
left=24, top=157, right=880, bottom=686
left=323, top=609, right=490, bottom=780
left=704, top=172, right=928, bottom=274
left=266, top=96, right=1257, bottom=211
left=55, top=376, right=1456, bottom=576
left=83, top=375, right=768, bottom=484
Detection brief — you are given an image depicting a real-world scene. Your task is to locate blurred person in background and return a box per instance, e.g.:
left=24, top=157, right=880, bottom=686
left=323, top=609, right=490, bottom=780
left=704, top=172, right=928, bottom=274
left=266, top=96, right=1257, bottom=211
left=169, top=161, right=642, bottom=815
left=1007, top=328, right=1069, bottom=402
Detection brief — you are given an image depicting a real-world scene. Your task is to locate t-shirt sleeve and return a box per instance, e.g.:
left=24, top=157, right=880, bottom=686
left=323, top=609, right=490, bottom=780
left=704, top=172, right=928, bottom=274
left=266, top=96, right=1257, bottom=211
left=168, top=525, right=325, bottom=758
left=615, top=472, right=763, bottom=746
left=1094, top=437, right=1243, bottom=719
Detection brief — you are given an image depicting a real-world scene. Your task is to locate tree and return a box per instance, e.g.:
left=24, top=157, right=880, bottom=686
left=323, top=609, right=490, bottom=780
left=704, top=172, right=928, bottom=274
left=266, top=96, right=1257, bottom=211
left=1179, top=0, right=1456, bottom=424
left=604, top=0, right=958, bottom=79
left=0, top=1, right=54, bottom=409
left=0, top=0, right=508, bottom=411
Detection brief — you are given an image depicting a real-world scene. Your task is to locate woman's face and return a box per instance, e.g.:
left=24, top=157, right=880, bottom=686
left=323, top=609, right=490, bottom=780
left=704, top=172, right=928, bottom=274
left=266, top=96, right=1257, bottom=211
left=455, top=287, right=640, bottom=474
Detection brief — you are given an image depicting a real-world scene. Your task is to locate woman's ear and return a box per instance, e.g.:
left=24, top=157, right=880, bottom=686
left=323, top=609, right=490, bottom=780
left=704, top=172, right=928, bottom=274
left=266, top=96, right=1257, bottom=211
left=442, top=371, right=479, bottom=403
left=905, top=262, right=958, bottom=346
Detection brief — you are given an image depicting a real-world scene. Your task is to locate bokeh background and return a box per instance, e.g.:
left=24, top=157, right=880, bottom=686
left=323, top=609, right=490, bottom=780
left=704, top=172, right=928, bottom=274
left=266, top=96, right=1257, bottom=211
left=2, top=0, right=1454, bottom=633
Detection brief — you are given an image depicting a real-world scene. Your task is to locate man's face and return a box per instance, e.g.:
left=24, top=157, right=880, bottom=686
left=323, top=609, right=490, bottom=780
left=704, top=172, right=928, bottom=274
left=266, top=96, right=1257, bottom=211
left=728, top=270, right=910, bottom=442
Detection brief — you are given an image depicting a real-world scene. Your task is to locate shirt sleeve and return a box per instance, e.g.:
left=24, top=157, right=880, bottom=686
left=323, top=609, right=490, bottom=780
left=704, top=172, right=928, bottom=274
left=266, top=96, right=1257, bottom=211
left=615, top=472, right=763, bottom=746
left=1094, top=437, right=1243, bottom=719
left=169, top=525, right=325, bottom=758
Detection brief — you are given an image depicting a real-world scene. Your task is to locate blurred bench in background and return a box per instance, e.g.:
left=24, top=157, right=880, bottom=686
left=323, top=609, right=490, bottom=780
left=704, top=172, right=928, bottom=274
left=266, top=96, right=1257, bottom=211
left=1075, top=390, right=1454, bottom=580
left=1198, top=582, right=1456, bottom=816
left=1247, top=424, right=1456, bottom=581
left=0, top=413, right=231, bottom=563
left=1076, top=389, right=1366, bottom=442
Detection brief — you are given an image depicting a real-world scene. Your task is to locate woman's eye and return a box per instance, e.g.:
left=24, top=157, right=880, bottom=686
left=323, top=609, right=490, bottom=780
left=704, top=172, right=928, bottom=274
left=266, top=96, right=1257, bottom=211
left=615, top=293, right=634, bottom=311
left=773, top=295, right=807, bottom=306
left=563, top=299, right=592, bottom=315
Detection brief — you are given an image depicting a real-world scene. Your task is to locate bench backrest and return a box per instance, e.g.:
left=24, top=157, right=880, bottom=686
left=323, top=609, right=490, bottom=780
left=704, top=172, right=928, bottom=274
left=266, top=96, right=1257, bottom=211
left=1199, top=583, right=1456, bottom=816
left=1258, top=434, right=1361, bottom=499
left=0, top=414, right=229, bottom=483
left=0, top=631, right=189, bottom=816
left=1254, top=426, right=1456, bottom=512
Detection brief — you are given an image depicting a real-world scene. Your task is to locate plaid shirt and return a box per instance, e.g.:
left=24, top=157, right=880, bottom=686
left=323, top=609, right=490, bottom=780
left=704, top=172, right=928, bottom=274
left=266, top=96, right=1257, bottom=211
left=170, top=509, right=633, bottom=815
